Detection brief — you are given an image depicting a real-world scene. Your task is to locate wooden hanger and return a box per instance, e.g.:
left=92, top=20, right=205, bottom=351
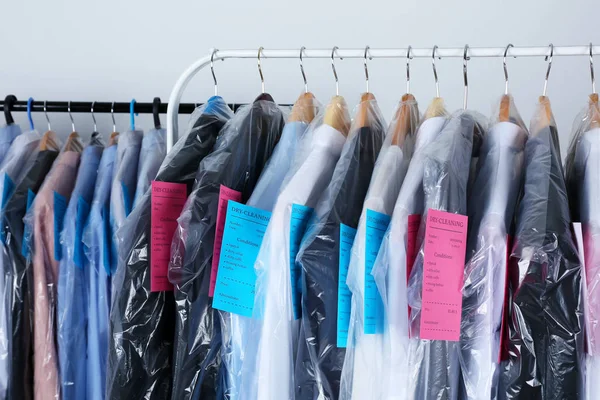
left=424, top=97, right=447, bottom=120
left=323, top=95, right=351, bottom=136
left=499, top=95, right=511, bottom=122
left=289, top=92, right=316, bottom=124
left=109, top=131, right=120, bottom=146
left=64, top=132, right=83, bottom=152
left=391, top=93, right=416, bottom=146
left=39, top=130, right=59, bottom=151
left=355, top=92, right=375, bottom=129
left=532, top=95, right=554, bottom=136
left=589, top=93, right=600, bottom=129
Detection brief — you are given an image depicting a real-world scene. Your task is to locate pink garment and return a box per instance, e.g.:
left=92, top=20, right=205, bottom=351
left=31, top=151, right=81, bottom=400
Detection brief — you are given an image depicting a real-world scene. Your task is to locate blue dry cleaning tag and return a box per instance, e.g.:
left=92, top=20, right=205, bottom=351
left=364, top=209, right=391, bottom=334
left=290, top=203, right=313, bottom=320
left=21, top=189, right=36, bottom=258
left=121, top=181, right=133, bottom=217
left=73, top=196, right=91, bottom=269
left=337, top=223, right=357, bottom=348
left=0, top=174, right=15, bottom=243
left=212, top=201, right=271, bottom=317
left=53, top=191, right=68, bottom=261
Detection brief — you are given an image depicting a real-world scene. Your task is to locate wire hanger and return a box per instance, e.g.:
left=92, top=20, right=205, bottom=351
left=258, top=47, right=265, bottom=94
left=324, top=46, right=351, bottom=136
left=211, top=48, right=219, bottom=97
left=91, top=101, right=98, bottom=133
left=590, top=42, right=596, bottom=95
left=331, top=46, right=342, bottom=96
left=39, top=100, right=59, bottom=151
left=463, top=44, right=470, bottom=110
left=68, top=101, right=76, bottom=132
left=425, top=45, right=447, bottom=119
left=153, top=97, right=162, bottom=129
left=432, top=45, right=441, bottom=98
left=503, top=44, right=515, bottom=95
left=499, top=43, right=515, bottom=121
left=364, top=45, right=372, bottom=94
left=300, top=46, right=308, bottom=93
left=542, top=43, right=554, bottom=97
left=289, top=46, right=316, bottom=123
left=4, top=95, right=17, bottom=125
left=27, top=98, right=35, bottom=130
left=357, top=45, right=375, bottom=128
left=44, top=101, right=51, bottom=131
left=406, top=45, right=413, bottom=94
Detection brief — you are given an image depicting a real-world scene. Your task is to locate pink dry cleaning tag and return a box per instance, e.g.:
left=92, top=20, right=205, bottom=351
left=406, top=213, right=421, bottom=332
left=151, top=181, right=187, bottom=292
left=209, top=185, right=242, bottom=297
left=420, top=209, right=468, bottom=341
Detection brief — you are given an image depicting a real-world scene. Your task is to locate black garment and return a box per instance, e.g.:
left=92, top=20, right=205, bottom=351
left=295, top=123, right=385, bottom=400
left=500, top=125, right=584, bottom=400
left=169, top=95, right=284, bottom=400
left=107, top=99, right=232, bottom=400
left=406, top=112, right=484, bottom=400
left=3, top=149, right=58, bottom=400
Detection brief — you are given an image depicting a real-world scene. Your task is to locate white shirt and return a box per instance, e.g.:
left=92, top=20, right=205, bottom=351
left=247, top=123, right=346, bottom=400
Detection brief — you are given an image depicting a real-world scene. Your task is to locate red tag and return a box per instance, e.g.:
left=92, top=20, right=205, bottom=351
left=209, top=185, right=242, bottom=297
left=498, top=235, right=513, bottom=362
left=420, top=209, right=468, bottom=341
left=406, top=214, right=421, bottom=329
left=151, top=181, right=187, bottom=292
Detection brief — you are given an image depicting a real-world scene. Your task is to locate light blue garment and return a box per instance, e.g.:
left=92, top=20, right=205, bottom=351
left=133, top=128, right=166, bottom=208
left=83, top=144, right=116, bottom=400
left=220, top=121, right=308, bottom=400
left=57, top=143, right=103, bottom=400
left=0, top=124, right=22, bottom=166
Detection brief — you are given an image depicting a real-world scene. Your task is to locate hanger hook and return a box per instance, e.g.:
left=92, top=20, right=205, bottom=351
left=27, top=98, right=35, bottom=131
left=111, top=102, right=116, bottom=132
left=543, top=43, right=554, bottom=97
left=130, top=99, right=137, bottom=131
left=406, top=45, right=413, bottom=94
left=364, top=45, right=372, bottom=93
left=432, top=45, right=440, bottom=97
left=503, top=44, right=514, bottom=95
left=44, top=101, right=51, bottom=131
left=211, top=49, right=219, bottom=96
left=300, top=46, right=308, bottom=93
left=91, top=101, right=97, bottom=133
left=258, top=47, right=265, bottom=94
left=68, top=101, right=75, bottom=132
left=3, top=95, right=17, bottom=125
left=463, top=44, right=470, bottom=110
left=590, top=42, right=596, bottom=94
left=331, top=46, right=342, bottom=96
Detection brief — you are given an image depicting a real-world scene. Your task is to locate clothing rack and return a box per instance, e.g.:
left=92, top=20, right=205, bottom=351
left=167, top=45, right=600, bottom=151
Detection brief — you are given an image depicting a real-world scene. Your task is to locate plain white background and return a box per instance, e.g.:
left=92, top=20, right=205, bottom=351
left=1, top=0, right=599, bottom=156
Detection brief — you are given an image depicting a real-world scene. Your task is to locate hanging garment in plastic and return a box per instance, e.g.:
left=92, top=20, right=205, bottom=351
left=26, top=137, right=83, bottom=400
left=57, top=138, right=103, bottom=400
left=0, top=129, right=42, bottom=399
left=133, top=128, right=166, bottom=208
left=83, top=143, right=117, bottom=400
left=565, top=96, right=600, bottom=400
left=107, top=98, right=232, bottom=400
left=369, top=99, right=448, bottom=400
left=405, top=110, right=485, bottom=400
left=296, top=96, right=399, bottom=400
left=219, top=114, right=315, bottom=400
left=2, top=143, right=59, bottom=400
left=458, top=96, right=528, bottom=400
left=0, top=124, right=22, bottom=165
left=245, top=98, right=350, bottom=400
left=500, top=97, right=584, bottom=400
left=169, top=94, right=284, bottom=400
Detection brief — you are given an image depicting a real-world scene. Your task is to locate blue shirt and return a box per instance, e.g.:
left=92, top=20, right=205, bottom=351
left=0, top=124, right=22, bottom=166
left=83, top=144, right=116, bottom=400
left=56, top=143, right=103, bottom=400
left=133, top=128, right=166, bottom=208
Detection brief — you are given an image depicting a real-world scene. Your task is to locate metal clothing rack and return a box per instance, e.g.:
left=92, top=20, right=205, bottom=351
left=167, top=45, right=600, bottom=151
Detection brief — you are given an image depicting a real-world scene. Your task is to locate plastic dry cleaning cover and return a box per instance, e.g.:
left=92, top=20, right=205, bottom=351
left=241, top=98, right=349, bottom=400
left=168, top=95, right=284, bottom=400
left=106, top=98, right=232, bottom=400
left=501, top=97, right=584, bottom=400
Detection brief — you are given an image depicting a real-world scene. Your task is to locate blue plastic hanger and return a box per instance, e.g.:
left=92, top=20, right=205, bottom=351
left=130, top=99, right=138, bottom=131
left=27, top=97, right=35, bottom=130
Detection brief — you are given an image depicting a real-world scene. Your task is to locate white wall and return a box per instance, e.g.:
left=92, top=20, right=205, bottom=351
left=1, top=0, right=599, bottom=156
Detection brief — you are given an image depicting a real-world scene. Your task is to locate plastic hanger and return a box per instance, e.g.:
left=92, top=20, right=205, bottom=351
left=588, top=42, right=600, bottom=129
left=289, top=46, right=316, bottom=124
left=109, top=102, right=120, bottom=146
left=323, top=46, right=351, bottom=136
left=40, top=101, right=59, bottom=151
left=391, top=46, right=417, bottom=145
left=153, top=97, right=162, bottom=129
left=255, top=47, right=275, bottom=102
left=130, top=99, right=138, bottom=131
left=64, top=101, right=83, bottom=152
left=355, top=46, right=376, bottom=129
left=4, top=95, right=17, bottom=125
left=27, top=97, right=35, bottom=131
left=499, top=44, right=515, bottom=122
left=424, top=45, right=447, bottom=119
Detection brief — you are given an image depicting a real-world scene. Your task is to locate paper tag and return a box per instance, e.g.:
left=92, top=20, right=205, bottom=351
left=406, top=214, right=421, bottom=329
left=53, top=191, right=68, bottom=261
left=73, top=197, right=91, bottom=269
left=213, top=201, right=271, bottom=317
left=150, top=181, right=187, bottom=292
left=499, top=235, right=513, bottom=362
left=420, top=209, right=468, bottom=341
left=364, top=209, right=391, bottom=334
left=337, top=223, right=357, bottom=348
left=101, top=204, right=112, bottom=275
left=290, top=203, right=313, bottom=320
left=121, top=181, right=133, bottom=217
left=0, top=174, right=15, bottom=243
left=21, top=189, right=36, bottom=258
left=210, top=185, right=243, bottom=297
